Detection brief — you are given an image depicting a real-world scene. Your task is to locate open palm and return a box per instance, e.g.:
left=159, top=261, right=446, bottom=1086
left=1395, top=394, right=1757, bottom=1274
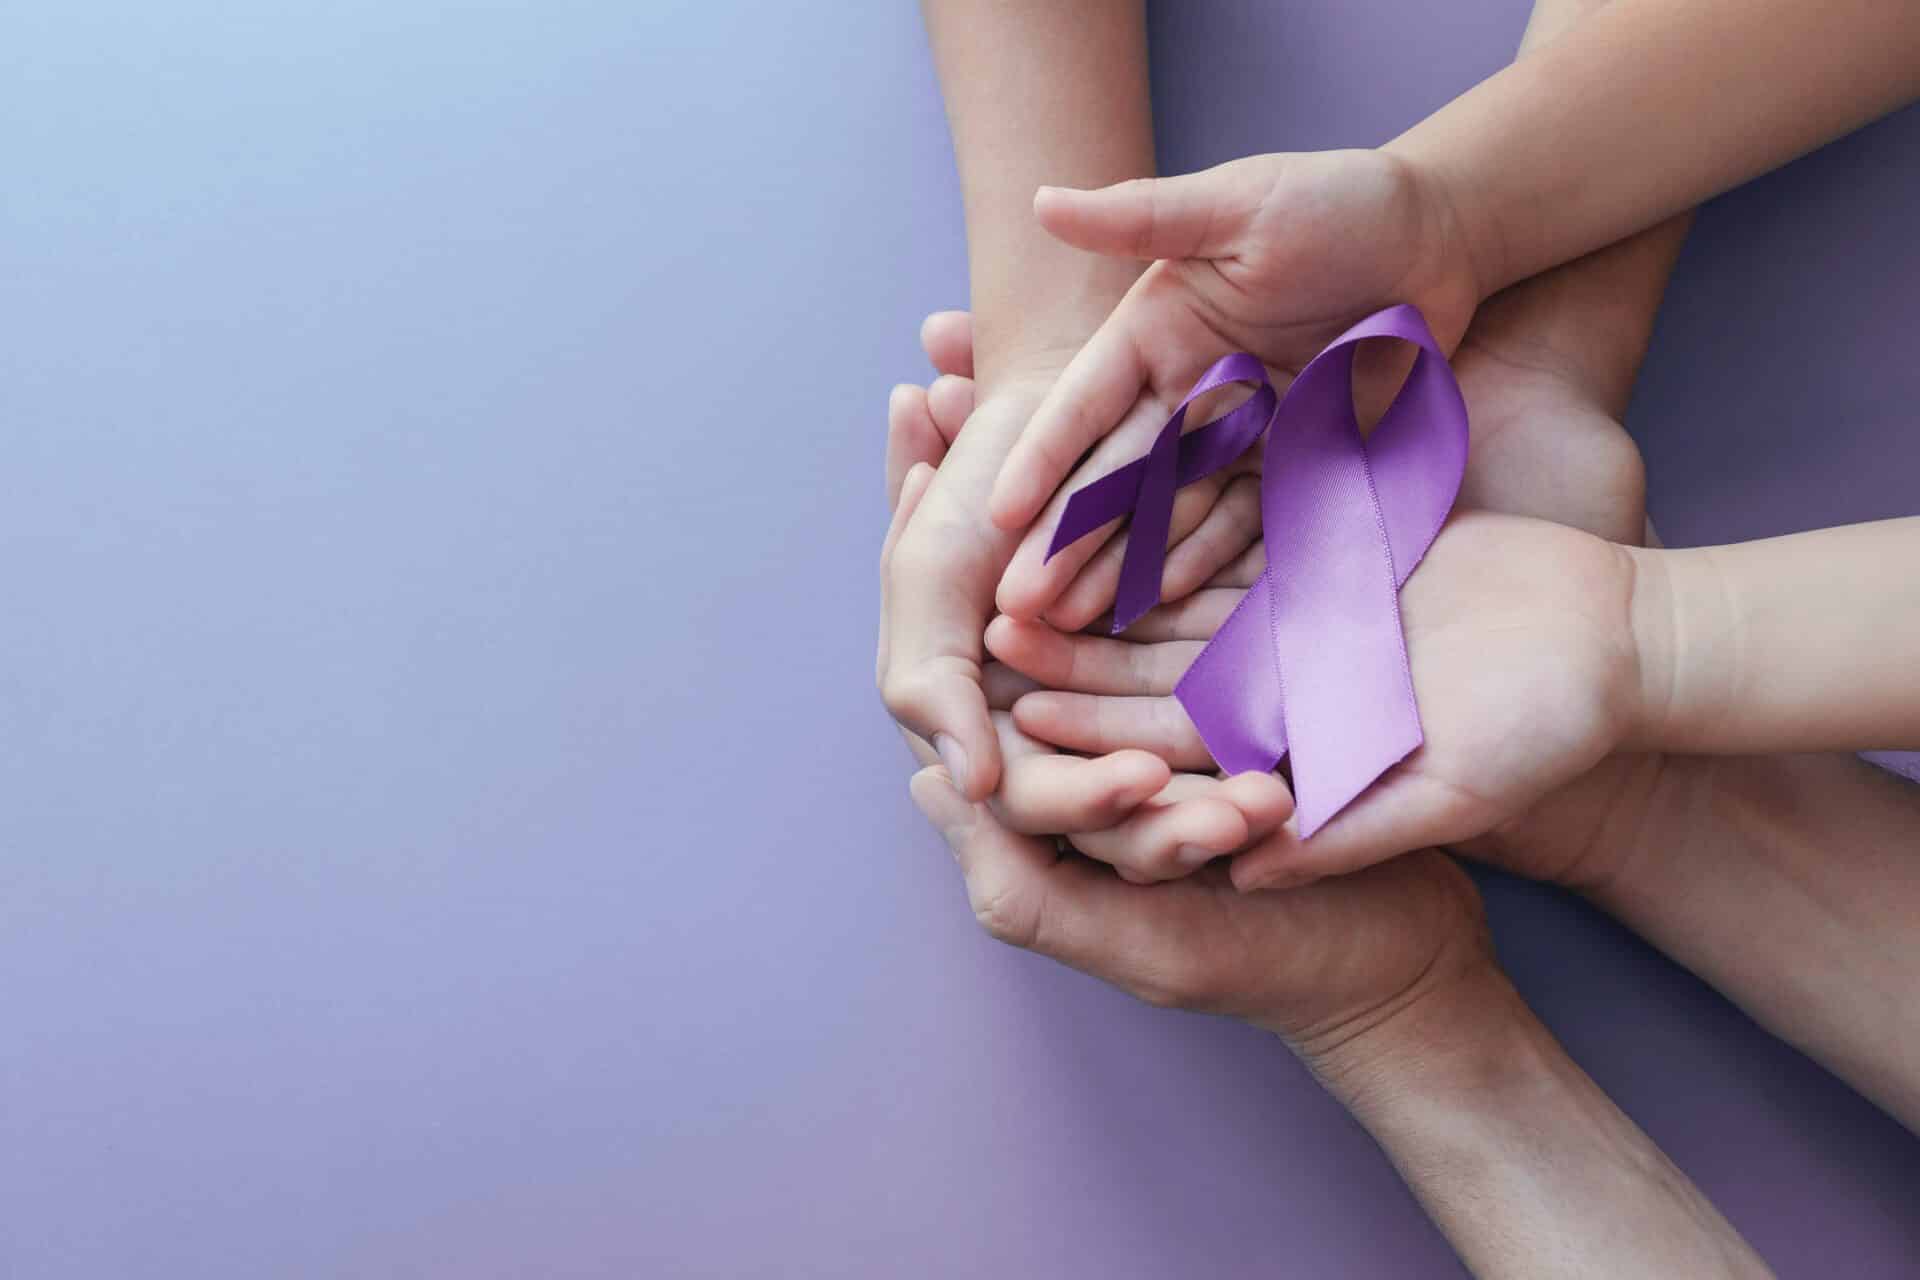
left=997, top=508, right=1642, bottom=885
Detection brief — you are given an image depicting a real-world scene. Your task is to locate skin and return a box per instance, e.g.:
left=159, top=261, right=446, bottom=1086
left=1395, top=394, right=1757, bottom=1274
left=881, top=0, right=1170, bottom=806
left=883, top=0, right=1308, bottom=869
left=883, top=0, right=1912, bottom=1269
left=888, top=334, right=1768, bottom=1280
left=989, top=0, right=1920, bottom=558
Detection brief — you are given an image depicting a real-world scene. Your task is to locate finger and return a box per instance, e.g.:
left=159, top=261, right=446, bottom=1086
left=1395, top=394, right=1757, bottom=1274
left=1160, top=474, right=1263, bottom=602
left=994, top=387, right=1178, bottom=618
left=992, top=746, right=1171, bottom=837
left=913, top=766, right=1258, bottom=1014
left=925, top=374, right=975, bottom=448
left=983, top=660, right=1041, bottom=711
left=910, top=766, right=1062, bottom=953
left=883, top=463, right=936, bottom=561
left=1033, top=162, right=1268, bottom=262
left=876, top=462, right=937, bottom=677
left=985, top=615, right=1199, bottom=697
left=1228, top=773, right=1468, bottom=892
left=1115, top=587, right=1243, bottom=643
left=887, top=386, right=947, bottom=509
left=988, top=290, right=1156, bottom=533
left=1072, top=791, right=1248, bottom=883
left=1041, top=474, right=1227, bottom=632
left=921, top=310, right=974, bottom=379
left=1213, top=770, right=1296, bottom=839
left=878, top=487, right=1003, bottom=800
left=1013, top=691, right=1215, bottom=771
left=1209, top=540, right=1267, bottom=590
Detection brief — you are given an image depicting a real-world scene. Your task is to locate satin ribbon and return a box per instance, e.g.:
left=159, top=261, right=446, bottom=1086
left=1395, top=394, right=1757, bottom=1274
left=1044, top=305, right=1467, bottom=836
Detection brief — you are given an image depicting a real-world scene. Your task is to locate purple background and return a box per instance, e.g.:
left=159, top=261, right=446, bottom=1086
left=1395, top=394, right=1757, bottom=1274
left=5, top=2, right=1918, bottom=1275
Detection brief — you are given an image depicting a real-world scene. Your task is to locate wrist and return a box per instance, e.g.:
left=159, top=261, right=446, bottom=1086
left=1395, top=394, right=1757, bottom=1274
left=1622, top=543, right=1734, bottom=753
left=1301, top=959, right=1542, bottom=1128
left=967, top=255, right=1141, bottom=394
left=1381, top=134, right=1500, bottom=312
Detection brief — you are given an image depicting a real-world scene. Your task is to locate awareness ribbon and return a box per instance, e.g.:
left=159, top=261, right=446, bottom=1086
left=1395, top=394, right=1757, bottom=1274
left=1044, top=305, right=1467, bottom=836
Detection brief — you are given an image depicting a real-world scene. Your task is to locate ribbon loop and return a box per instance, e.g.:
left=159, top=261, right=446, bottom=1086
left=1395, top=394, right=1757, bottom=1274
left=1044, top=305, right=1467, bottom=835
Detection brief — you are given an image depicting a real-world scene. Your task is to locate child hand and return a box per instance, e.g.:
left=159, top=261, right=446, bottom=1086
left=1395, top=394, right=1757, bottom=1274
left=988, top=148, right=1481, bottom=583
left=885, top=323, right=1293, bottom=880
left=991, top=511, right=1647, bottom=888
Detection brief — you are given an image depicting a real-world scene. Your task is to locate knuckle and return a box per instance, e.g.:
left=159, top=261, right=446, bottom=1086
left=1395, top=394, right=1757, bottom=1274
left=887, top=535, right=944, bottom=586
left=968, top=875, right=1039, bottom=950
left=878, top=667, right=920, bottom=719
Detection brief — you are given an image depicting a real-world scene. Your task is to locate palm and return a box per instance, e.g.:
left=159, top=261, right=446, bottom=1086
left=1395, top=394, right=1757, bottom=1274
left=1067, top=847, right=1488, bottom=1045
left=1321, top=511, right=1640, bottom=868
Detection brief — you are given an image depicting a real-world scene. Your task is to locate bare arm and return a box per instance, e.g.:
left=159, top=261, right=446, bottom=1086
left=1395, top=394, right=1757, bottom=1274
left=1319, top=968, right=1771, bottom=1278
left=1629, top=518, right=1920, bottom=754
left=1581, top=751, right=1920, bottom=1130
left=1391, top=0, right=1920, bottom=297
left=922, top=0, right=1153, bottom=390
left=880, top=2, right=1155, bottom=797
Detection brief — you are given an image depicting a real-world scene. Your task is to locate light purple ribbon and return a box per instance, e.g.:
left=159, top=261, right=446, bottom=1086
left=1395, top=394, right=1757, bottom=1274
left=1045, top=305, right=1467, bottom=836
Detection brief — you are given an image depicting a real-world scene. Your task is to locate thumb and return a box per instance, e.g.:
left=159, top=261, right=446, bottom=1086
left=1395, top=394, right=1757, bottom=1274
left=1034, top=159, right=1271, bottom=262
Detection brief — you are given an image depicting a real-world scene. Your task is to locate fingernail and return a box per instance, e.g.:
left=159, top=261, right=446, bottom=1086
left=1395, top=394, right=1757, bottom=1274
left=1176, top=844, right=1216, bottom=870
left=932, top=733, right=969, bottom=795
left=1240, top=865, right=1305, bottom=893
left=909, top=769, right=966, bottom=851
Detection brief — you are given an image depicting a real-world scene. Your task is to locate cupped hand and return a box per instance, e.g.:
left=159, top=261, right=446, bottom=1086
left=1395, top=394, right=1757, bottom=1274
left=878, top=307, right=1262, bottom=800
left=909, top=757, right=1497, bottom=1064
left=988, top=149, right=1482, bottom=574
left=998, top=510, right=1646, bottom=888
left=882, top=324, right=1293, bottom=879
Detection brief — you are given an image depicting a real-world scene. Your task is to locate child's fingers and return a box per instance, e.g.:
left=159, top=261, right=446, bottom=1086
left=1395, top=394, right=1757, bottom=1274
left=991, top=748, right=1172, bottom=838
left=1033, top=164, right=1268, bottom=262
left=920, top=310, right=974, bottom=378
left=1071, top=789, right=1249, bottom=884
left=984, top=615, right=1199, bottom=697
left=1013, top=691, right=1216, bottom=771
left=925, top=374, right=974, bottom=447
left=886, top=385, right=948, bottom=509
left=1228, top=773, right=1466, bottom=893
left=1160, top=474, right=1263, bottom=602
left=1113, top=587, right=1244, bottom=643
left=982, top=660, right=1041, bottom=711
left=1208, top=540, right=1268, bottom=590
left=1213, top=770, right=1296, bottom=839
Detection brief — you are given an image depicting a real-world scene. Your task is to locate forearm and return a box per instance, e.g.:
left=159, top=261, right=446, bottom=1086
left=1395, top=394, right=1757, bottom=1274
left=1628, top=518, right=1920, bottom=753
left=1392, top=0, right=1920, bottom=297
left=921, top=0, right=1153, bottom=393
left=1590, top=751, right=1920, bottom=1130
left=1315, top=967, right=1769, bottom=1278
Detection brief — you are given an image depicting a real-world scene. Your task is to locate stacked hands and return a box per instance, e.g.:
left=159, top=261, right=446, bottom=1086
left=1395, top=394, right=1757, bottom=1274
left=889, top=2, right=1920, bottom=1269
left=878, top=151, right=1668, bottom=1052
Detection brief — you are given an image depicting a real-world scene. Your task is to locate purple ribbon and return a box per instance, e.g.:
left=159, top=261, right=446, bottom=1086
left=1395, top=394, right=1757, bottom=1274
left=1045, top=305, right=1467, bottom=836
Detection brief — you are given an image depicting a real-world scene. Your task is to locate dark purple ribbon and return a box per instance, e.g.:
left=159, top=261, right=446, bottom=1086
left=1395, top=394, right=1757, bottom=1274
left=1045, top=305, right=1468, bottom=835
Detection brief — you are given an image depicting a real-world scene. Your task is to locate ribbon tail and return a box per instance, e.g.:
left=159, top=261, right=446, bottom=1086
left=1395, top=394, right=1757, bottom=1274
left=1175, top=567, right=1290, bottom=775
left=1046, top=460, right=1146, bottom=562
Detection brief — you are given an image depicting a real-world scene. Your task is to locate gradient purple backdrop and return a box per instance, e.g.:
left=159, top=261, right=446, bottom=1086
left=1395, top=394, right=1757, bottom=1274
left=4, top=2, right=1917, bottom=1276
